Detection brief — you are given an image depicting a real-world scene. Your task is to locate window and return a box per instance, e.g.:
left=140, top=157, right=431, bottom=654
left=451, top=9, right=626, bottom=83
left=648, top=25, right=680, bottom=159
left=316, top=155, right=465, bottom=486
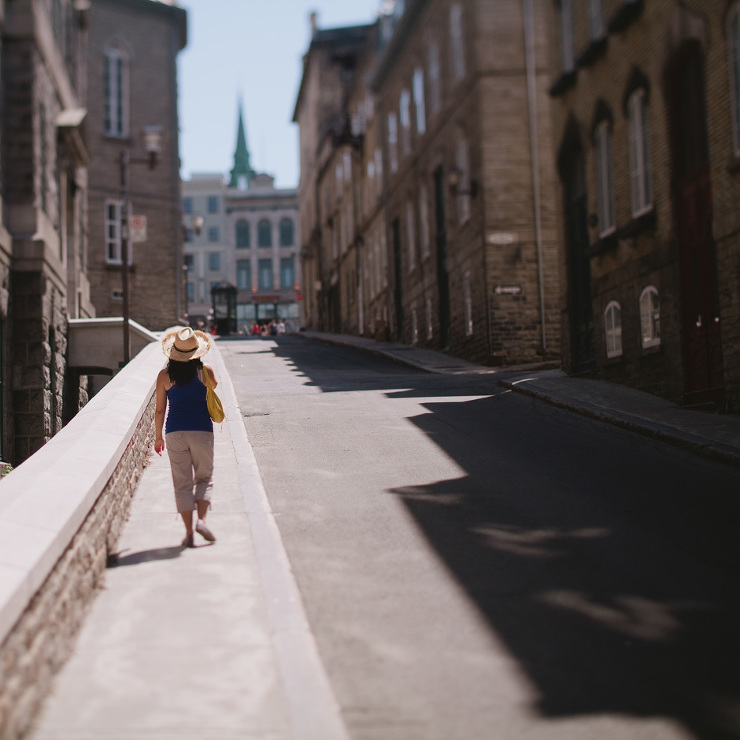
left=456, top=136, right=471, bottom=224
left=281, top=257, right=295, bottom=289
left=258, top=259, right=273, bottom=290
left=450, top=4, right=465, bottom=81
left=104, top=47, right=128, bottom=137
left=208, top=226, right=219, bottom=243
left=184, top=254, right=194, bottom=271
left=105, top=200, right=123, bottom=263
left=640, top=286, right=661, bottom=349
left=207, top=196, right=219, bottom=214
left=400, top=90, right=411, bottom=155
left=343, top=150, right=352, bottom=182
left=258, top=219, right=272, bottom=247
left=428, top=41, right=441, bottom=116
left=411, top=307, right=419, bottom=345
left=426, top=297, right=433, bottom=340
left=604, top=301, right=623, bottom=358
left=208, top=252, right=221, bottom=272
left=463, top=272, right=473, bottom=336
left=388, top=112, right=399, bottom=173
left=419, top=185, right=430, bottom=259
left=236, top=220, right=250, bottom=248
left=236, top=259, right=251, bottom=291
left=589, top=0, right=604, bottom=40
left=560, top=0, right=574, bottom=72
left=413, top=68, right=426, bottom=135
left=279, top=218, right=294, bottom=246
left=594, top=121, right=615, bottom=236
left=186, top=282, right=194, bottom=301
left=729, top=8, right=740, bottom=154
left=406, top=201, right=416, bottom=271
left=628, top=89, right=652, bottom=216
left=183, top=197, right=193, bottom=215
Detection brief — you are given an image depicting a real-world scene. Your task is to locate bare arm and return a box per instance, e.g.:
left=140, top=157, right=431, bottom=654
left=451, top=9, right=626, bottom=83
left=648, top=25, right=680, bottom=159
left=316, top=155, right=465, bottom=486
left=204, top=363, right=218, bottom=388
left=154, top=369, right=168, bottom=454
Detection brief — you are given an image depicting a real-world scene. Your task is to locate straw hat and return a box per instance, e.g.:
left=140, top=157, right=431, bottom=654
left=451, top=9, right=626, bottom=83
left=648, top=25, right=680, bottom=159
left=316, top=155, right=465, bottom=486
left=161, top=326, right=212, bottom=361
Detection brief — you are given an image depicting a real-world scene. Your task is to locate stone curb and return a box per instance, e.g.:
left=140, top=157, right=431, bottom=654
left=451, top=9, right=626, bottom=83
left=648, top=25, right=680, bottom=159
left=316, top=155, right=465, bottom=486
left=498, top=378, right=740, bottom=471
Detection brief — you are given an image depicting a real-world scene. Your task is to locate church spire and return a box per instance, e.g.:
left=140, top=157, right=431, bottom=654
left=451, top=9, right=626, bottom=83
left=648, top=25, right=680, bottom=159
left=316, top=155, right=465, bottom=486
left=229, top=102, right=256, bottom=189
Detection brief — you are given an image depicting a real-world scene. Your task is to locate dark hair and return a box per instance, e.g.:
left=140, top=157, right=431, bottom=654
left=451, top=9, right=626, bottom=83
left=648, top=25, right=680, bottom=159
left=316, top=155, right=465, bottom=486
left=167, top=358, right=203, bottom=385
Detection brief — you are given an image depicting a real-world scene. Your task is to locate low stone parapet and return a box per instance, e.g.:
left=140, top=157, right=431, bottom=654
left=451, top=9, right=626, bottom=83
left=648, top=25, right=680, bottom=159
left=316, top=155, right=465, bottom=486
left=0, top=340, right=163, bottom=739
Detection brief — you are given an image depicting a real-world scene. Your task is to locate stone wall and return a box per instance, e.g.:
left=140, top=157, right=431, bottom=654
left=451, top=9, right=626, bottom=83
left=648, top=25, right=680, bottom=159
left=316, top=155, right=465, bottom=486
left=0, top=341, right=160, bottom=740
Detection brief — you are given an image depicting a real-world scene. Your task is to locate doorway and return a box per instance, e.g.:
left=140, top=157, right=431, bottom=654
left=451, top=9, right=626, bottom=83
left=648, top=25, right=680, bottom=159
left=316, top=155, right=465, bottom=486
left=667, top=42, right=724, bottom=405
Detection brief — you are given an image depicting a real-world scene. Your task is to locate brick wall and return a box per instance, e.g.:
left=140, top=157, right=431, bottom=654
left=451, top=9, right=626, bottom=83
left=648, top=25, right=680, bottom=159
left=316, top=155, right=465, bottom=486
left=0, top=392, right=155, bottom=740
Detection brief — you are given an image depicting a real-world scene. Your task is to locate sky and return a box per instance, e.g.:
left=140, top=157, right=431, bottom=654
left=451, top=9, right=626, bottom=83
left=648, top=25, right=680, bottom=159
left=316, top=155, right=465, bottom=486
left=177, top=0, right=381, bottom=188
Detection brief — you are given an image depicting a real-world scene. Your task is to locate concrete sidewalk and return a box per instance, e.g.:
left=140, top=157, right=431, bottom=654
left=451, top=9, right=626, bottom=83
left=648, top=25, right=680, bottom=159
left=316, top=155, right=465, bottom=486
left=302, top=331, right=740, bottom=470
left=28, top=344, right=348, bottom=740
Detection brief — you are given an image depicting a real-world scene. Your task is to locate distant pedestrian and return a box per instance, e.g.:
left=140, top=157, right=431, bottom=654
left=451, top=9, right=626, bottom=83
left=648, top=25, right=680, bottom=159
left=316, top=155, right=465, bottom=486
left=154, top=326, right=218, bottom=548
left=277, top=319, right=286, bottom=334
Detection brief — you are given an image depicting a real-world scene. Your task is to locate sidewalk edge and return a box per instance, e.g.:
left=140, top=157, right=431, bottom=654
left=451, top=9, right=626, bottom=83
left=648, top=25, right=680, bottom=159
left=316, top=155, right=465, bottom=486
left=499, top=378, right=740, bottom=470
left=210, top=343, right=350, bottom=740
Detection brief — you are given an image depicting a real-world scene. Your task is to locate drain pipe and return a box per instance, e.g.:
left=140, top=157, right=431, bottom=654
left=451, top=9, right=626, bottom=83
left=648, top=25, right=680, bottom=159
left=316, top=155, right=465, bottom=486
left=523, top=0, right=548, bottom=354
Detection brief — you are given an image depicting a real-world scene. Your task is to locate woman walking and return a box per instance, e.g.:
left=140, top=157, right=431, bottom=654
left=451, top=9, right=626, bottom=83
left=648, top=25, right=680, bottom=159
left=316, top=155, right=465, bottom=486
left=154, top=326, right=218, bottom=548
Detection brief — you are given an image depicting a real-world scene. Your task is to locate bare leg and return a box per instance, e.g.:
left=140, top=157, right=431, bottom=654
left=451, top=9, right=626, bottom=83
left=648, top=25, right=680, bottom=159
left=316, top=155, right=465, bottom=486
left=180, top=510, right=194, bottom=537
left=196, top=499, right=209, bottom=522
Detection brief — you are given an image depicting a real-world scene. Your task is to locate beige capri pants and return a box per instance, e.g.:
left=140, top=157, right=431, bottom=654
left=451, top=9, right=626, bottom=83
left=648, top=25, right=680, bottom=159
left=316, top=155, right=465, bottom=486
left=165, top=431, right=214, bottom=512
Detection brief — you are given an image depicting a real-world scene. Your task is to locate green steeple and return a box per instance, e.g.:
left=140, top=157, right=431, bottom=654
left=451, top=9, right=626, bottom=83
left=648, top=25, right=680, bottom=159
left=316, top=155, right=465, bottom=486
left=229, top=102, right=256, bottom=189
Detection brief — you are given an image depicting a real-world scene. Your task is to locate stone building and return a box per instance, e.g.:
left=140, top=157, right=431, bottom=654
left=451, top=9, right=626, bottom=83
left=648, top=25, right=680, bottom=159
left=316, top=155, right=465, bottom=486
left=295, top=1, right=561, bottom=366
left=86, top=0, right=187, bottom=332
left=2, top=0, right=93, bottom=463
left=182, top=106, right=301, bottom=332
left=548, top=0, right=740, bottom=410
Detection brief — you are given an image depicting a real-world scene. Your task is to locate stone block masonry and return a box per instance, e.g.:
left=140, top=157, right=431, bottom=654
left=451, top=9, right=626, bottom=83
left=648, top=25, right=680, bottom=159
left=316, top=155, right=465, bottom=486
left=0, top=341, right=162, bottom=740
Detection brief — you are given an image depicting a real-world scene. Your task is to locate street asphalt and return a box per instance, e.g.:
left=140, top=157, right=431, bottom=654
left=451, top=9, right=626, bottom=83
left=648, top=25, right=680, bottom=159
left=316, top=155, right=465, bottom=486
left=26, top=331, right=740, bottom=740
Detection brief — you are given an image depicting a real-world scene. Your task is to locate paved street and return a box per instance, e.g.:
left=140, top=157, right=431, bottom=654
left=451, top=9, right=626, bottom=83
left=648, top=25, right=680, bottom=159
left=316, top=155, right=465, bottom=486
left=220, top=335, right=740, bottom=740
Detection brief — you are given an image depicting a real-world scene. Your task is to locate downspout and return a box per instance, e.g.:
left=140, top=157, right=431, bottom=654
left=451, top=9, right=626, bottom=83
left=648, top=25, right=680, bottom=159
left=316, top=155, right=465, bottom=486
left=523, top=0, right=547, bottom=353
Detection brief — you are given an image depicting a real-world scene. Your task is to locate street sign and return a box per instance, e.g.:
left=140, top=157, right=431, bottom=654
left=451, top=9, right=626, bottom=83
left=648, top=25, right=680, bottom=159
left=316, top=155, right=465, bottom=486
left=129, top=215, right=147, bottom=243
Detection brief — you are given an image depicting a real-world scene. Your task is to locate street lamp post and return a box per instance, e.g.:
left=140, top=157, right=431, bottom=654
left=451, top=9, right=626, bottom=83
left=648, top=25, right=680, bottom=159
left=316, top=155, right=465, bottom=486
left=118, top=126, right=165, bottom=365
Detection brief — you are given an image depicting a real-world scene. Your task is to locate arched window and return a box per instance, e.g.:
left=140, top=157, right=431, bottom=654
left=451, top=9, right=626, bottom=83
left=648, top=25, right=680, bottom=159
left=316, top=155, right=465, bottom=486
left=729, top=6, right=740, bottom=154
left=279, top=218, right=294, bottom=246
left=593, top=120, right=615, bottom=236
left=104, top=46, right=129, bottom=137
left=258, top=219, right=272, bottom=248
left=639, top=286, right=661, bottom=348
left=604, top=301, right=623, bottom=358
left=236, top=220, right=250, bottom=248
left=627, top=88, right=652, bottom=216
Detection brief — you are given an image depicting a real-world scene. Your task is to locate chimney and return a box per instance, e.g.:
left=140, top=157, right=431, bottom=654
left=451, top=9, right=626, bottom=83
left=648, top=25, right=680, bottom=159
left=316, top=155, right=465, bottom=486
left=310, top=11, right=318, bottom=38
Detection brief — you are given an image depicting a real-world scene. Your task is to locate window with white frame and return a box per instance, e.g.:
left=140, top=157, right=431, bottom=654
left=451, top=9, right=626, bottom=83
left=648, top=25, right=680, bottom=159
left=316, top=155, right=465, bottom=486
left=628, top=89, right=652, bottom=216
left=236, top=259, right=251, bottom=291
left=388, top=112, right=399, bottom=173
left=258, top=219, right=272, bottom=247
left=594, top=120, right=615, bottom=236
left=105, top=200, right=123, bottom=263
left=604, top=301, right=623, bottom=358
left=406, top=201, right=416, bottom=271
left=589, top=0, right=604, bottom=40
left=104, top=47, right=128, bottom=137
left=463, top=272, right=473, bottom=336
left=258, top=259, right=273, bottom=290
left=428, top=41, right=441, bottom=116
left=456, top=135, right=471, bottom=224
left=639, top=286, right=661, bottom=349
left=729, top=7, right=740, bottom=154
left=450, top=4, right=465, bottom=81
left=208, top=252, right=221, bottom=272
left=413, top=68, right=426, bottom=135
left=560, top=0, right=574, bottom=73
left=207, top=196, right=219, bottom=214
left=208, top=226, right=219, bottom=243
left=400, top=90, right=411, bottom=156
left=419, top=185, right=430, bottom=259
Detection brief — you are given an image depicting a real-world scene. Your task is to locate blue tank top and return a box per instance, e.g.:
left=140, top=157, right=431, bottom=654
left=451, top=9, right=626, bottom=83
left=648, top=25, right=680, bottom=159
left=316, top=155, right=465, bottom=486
left=165, top=376, right=213, bottom=434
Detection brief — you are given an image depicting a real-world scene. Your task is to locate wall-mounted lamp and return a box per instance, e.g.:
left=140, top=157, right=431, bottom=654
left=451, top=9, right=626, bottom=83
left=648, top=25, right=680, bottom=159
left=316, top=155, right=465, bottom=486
left=142, top=125, right=166, bottom=169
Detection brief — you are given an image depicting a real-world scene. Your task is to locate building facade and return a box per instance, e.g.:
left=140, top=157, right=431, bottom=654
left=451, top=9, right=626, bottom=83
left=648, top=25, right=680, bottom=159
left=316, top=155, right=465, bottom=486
left=295, top=1, right=561, bottom=366
left=182, top=108, right=301, bottom=332
left=86, top=0, right=186, bottom=331
left=548, top=0, right=740, bottom=410
left=2, top=0, right=93, bottom=463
